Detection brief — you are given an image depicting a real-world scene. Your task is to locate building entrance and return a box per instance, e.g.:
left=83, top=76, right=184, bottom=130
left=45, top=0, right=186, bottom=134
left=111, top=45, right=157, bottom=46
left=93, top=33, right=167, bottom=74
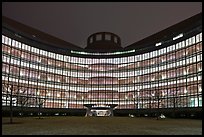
left=84, top=104, right=118, bottom=117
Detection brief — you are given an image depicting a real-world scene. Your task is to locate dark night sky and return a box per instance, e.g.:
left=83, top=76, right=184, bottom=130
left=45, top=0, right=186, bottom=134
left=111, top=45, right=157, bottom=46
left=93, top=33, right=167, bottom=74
left=2, top=2, right=202, bottom=48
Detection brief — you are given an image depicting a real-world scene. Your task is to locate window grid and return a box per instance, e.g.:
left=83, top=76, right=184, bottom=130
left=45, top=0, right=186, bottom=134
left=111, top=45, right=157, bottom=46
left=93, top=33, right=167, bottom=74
left=2, top=34, right=202, bottom=109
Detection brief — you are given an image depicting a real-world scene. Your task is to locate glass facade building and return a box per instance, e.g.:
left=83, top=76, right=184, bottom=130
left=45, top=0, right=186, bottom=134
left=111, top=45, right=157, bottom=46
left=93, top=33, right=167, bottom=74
left=2, top=13, right=202, bottom=116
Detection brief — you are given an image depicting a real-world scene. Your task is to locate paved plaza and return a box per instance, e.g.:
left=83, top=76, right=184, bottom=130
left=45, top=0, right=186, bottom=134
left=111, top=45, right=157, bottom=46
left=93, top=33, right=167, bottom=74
left=2, top=116, right=202, bottom=135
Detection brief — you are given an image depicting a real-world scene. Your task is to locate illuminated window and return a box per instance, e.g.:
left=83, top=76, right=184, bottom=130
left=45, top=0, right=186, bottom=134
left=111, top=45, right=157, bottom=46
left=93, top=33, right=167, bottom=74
left=153, top=51, right=157, bottom=57
left=8, top=37, right=12, bottom=46
left=90, top=37, right=93, bottom=43
left=2, top=35, right=5, bottom=43
left=96, top=34, right=102, bottom=41
left=31, top=47, right=35, bottom=52
left=27, top=45, right=31, bottom=51
left=114, top=37, right=117, bottom=43
left=192, top=36, right=195, bottom=45
left=105, top=34, right=111, bottom=41
left=186, top=39, right=189, bottom=47
left=173, top=33, right=183, bottom=40
left=189, top=37, right=193, bottom=46
left=199, top=33, right=202, bottom=42
left=196, top=34, right=200, bottom=43
left=12, top=40, right=16, bottom=47
left=181, top=41, right=185, bottom=48
left=155, top=42, right=162, bottom=46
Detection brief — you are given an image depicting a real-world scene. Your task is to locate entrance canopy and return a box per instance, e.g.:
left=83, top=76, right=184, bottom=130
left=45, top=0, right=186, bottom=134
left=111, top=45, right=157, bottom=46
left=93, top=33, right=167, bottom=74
left=84, top=104, right=118, bottom=117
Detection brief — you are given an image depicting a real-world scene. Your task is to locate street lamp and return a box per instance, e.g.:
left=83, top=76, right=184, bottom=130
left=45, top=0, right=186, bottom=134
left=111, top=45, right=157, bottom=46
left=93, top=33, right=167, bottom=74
left=37, top=91, right=44, bottom=119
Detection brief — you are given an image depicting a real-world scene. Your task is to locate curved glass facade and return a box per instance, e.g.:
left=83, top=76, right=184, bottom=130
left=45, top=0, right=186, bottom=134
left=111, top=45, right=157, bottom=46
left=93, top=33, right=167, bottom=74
left=2, top=31, right=202, bottom=110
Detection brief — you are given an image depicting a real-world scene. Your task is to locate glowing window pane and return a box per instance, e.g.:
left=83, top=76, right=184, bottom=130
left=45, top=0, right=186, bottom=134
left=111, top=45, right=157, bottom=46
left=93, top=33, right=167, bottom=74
left=105, top=34, right=111, bottom=40
left=96, top=34, right=102, bottom=41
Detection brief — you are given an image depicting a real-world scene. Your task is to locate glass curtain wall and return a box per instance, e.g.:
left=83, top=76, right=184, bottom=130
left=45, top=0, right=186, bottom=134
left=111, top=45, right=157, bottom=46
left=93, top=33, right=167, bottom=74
left=2, top=32, right=202, bottom=109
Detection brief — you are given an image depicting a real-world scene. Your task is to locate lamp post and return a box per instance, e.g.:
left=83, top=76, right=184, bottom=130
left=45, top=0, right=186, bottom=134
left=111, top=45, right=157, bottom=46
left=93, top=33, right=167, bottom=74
left=149, top=96, right=152, bottom=117
left=18, top=88, right=25, bottom=117
left=37, top=91, right=43, bottom=119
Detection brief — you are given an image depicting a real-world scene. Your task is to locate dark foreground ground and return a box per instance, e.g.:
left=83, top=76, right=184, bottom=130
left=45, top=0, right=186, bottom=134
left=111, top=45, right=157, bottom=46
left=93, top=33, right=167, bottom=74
left=2, top=116, right=202, bottom=135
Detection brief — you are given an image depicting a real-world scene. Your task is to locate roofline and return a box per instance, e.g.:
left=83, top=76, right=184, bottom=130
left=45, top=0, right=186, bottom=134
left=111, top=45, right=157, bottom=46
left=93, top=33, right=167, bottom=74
left=125, top=12, right=202, bottom=50
left=2, top=16, right=83, bottom=50
left=2, top=12, right=202, bottom=58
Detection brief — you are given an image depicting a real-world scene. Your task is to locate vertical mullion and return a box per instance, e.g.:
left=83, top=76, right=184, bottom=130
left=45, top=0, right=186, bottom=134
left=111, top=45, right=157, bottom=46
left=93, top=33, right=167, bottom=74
left=68, top=56, right=71, bottom=109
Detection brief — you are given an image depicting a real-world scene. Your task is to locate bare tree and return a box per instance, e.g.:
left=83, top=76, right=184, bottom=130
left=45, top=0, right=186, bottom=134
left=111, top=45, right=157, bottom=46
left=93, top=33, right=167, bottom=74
left=36, top=91, right=46, bottom=119
left=17, top=88, right=28, bottom=117
left=9, top=85, right=13, bottom=124
left=155, top=90, right=160, bottom=120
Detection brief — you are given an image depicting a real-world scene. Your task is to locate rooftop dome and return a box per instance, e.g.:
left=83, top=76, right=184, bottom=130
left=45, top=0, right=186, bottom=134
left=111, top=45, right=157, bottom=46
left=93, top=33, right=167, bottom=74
left=85, top=32, right=123, bottom=52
